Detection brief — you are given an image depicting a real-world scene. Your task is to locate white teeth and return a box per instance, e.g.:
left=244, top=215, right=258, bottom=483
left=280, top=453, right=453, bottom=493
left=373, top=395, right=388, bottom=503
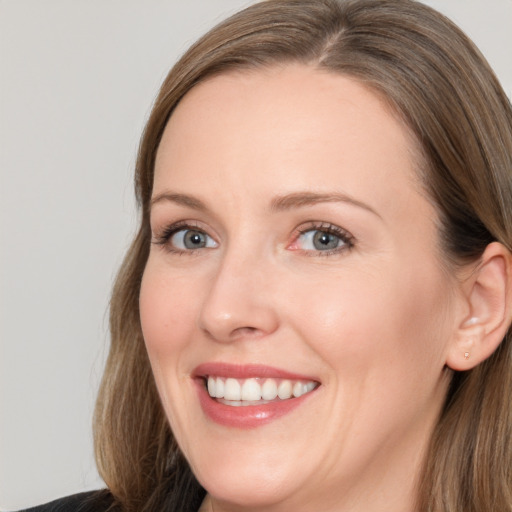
left=277, top=380, right=293, bottom=399
left=206, top=376, right=318, bottom=403
left=214, top=377, right=224, bottom=398
left=241, top=378, right=262, bottom=401
left=261, top=378, right=278, bottom=400
left=292, top=381, right=316, bottom=397
left=305, top=381, right=316, bottom=393
left=207, top=377, right=216, bottom=397
left=224, top=378, right=241, bottom=400
left=293, top=381, right=307, bottom=398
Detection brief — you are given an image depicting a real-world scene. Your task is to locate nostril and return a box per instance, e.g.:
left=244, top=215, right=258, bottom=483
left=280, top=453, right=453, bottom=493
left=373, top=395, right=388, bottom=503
left=231, top=326, right=264, bottom=339
left=199, top=325, right=261, bottom=342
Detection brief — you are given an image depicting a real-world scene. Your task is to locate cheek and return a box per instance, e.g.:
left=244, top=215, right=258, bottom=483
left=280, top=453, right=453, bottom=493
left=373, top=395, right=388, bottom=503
left=139, top=259, right=205, bottom=444
left=286, top=259, right=453, bottom=383
left=139, top=259, right=201, bottom=360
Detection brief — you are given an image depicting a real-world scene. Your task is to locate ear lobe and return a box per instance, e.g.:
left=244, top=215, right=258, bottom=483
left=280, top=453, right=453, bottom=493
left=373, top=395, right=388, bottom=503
left=446, top=242, right=512, bottom=371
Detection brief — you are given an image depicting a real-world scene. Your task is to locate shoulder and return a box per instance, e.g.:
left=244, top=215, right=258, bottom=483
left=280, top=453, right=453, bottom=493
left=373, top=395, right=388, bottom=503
left=16, top=490, right=115, bottom=512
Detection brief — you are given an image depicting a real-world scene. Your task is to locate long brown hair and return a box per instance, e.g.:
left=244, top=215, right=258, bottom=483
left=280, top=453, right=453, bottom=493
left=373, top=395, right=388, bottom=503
left=94, top=1, right=512, bottom=510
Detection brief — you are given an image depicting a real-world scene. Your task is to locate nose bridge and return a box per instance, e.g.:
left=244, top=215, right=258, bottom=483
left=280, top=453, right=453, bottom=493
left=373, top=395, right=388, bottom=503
left=198, top=241, right=279, bottom=342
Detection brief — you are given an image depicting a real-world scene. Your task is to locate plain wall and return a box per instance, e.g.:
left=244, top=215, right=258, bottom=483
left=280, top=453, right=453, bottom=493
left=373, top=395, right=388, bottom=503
left=1, top=0, right=511, bottom=509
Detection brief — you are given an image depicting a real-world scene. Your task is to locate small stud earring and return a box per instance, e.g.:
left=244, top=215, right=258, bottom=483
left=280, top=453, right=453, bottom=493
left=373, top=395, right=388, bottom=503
left=464, top=352, right=470, bottom=360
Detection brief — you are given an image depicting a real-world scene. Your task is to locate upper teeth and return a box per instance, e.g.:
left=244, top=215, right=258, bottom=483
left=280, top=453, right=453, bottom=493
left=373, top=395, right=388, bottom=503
left=207, top=376, right=317, bottom=402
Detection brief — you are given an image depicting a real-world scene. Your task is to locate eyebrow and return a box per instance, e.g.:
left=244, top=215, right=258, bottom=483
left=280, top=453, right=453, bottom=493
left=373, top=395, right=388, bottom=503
left=270, top=192, right=381, bottom=218
left=150, top=192, right=208, bottom=211
left=150, top=190, right=380, bottom=218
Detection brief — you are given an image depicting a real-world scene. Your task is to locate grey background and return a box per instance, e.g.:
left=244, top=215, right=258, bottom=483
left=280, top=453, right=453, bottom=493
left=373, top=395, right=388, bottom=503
left=1, top=0, right=511, bottom=509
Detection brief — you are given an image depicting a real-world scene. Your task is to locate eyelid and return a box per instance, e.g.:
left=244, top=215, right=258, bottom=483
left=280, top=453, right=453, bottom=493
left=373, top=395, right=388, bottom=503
left=151, top=219, right=354, bottom=256
left=151, top=220, right=218, bottom=253
left=288, top=221, right=355, bottom=255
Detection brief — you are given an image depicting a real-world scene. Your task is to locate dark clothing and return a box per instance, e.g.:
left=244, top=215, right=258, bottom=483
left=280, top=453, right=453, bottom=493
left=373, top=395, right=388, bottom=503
left=17, top=490, right=114, bottom=512
left=16, top=473, right=204, bottom=512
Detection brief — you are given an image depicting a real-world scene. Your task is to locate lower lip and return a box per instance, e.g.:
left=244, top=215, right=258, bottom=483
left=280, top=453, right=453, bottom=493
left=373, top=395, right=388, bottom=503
left=195, top=379, right=316, bottom=429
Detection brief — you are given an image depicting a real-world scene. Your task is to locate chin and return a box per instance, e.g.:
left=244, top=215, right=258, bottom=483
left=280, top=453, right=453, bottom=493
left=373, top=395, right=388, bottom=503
left=190, top=449, right=297, bottom=508
left=200, top=474, right=291, bottom=509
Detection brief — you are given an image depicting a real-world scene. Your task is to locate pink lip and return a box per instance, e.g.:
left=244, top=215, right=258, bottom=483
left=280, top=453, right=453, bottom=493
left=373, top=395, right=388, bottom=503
left=193, top=363, right=320, bottom=429
left=193, top=362, right=317, bottom=381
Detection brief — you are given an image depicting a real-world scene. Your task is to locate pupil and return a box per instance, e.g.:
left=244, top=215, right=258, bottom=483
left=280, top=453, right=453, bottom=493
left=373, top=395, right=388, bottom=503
left=184, top=230, right=205, bottom=249
left=313, top=231, right=338, bottom=250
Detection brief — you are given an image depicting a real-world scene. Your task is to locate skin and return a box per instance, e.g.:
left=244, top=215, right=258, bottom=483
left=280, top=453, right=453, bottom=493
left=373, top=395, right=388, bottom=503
left=139, top=65, right=465, bottom=512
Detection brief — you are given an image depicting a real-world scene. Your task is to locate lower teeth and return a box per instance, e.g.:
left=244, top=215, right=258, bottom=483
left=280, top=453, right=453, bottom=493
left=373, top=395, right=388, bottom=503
left=217, top=398, right=277, bottom=407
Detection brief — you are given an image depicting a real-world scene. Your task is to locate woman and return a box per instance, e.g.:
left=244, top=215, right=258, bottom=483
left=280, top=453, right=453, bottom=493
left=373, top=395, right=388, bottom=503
left=22, top=0, right=512, bottom=511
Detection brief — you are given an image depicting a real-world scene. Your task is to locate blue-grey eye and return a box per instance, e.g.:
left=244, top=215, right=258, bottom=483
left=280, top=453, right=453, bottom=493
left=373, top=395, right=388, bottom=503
left=298, top=229, right=344, bottom=251
left=171, top=229, right=216, bottom=250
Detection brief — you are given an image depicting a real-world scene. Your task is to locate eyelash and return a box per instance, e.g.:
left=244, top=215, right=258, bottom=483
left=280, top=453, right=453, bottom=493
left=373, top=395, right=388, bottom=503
left=152, top=221, right=216, bottom=255
left=292, top=222, right=355, bottom=256
left=152, top=221, right=355, bottom=256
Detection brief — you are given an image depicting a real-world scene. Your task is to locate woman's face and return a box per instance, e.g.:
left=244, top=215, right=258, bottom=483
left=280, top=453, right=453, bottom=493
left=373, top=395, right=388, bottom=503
left=140, top=65, right=460, bottom=511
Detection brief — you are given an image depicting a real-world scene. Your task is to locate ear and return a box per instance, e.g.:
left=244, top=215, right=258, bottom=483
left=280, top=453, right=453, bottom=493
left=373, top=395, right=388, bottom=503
left=446, top=242, right=512, bottom=371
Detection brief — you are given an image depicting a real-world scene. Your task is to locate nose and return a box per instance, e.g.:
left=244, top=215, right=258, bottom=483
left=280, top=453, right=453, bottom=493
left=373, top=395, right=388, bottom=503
left=198, top=251, right=279, bottom=343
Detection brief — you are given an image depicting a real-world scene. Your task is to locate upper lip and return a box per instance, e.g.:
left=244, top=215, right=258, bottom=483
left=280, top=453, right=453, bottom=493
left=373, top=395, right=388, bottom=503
left=193, top=362, right=319, bottom=382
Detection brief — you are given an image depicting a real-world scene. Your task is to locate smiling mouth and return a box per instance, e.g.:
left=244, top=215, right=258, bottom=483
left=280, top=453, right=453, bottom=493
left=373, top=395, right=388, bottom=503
left=205, top=376, right=319, bottom=406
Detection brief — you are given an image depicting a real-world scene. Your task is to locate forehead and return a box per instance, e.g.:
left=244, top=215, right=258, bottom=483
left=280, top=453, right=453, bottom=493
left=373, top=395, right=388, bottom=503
left=154, top=64, right=424, bottom=213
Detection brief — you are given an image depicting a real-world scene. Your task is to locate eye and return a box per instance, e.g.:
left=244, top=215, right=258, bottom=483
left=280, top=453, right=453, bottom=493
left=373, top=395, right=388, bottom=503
left=152, top=222, right=218, bottom=254
left=299, top=230, right=341, bottom=250
left=289, top=223, right=354, bottom=255
left=170, top=228, right=217, bottom=250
